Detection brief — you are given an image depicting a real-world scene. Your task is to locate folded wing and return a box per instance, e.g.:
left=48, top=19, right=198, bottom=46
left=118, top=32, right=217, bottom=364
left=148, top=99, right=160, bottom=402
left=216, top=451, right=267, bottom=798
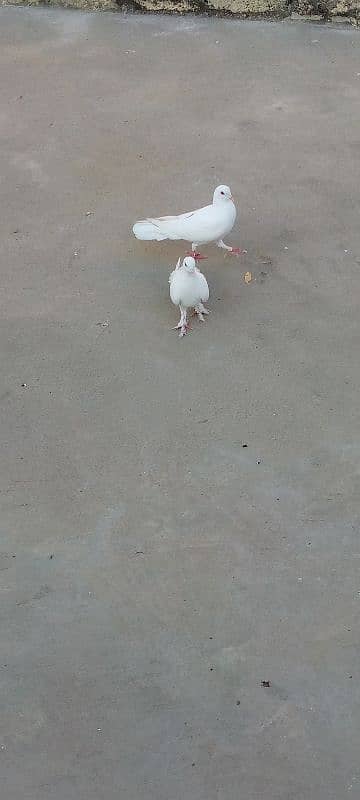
left=133, top=204, right=214, bottom=243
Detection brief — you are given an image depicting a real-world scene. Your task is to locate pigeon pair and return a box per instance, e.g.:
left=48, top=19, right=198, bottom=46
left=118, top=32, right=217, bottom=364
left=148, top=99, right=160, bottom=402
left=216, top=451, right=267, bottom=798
left=133, top=185, right=245, bottom=337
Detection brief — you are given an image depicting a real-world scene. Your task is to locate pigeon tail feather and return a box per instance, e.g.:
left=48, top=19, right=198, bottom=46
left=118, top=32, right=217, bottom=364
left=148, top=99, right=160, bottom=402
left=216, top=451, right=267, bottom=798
left=133, top=220, right=170, bottom=241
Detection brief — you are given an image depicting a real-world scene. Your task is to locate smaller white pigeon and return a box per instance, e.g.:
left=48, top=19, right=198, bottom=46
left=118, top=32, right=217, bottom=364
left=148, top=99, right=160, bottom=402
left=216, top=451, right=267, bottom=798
left=169, top=256, right=210, bottom=338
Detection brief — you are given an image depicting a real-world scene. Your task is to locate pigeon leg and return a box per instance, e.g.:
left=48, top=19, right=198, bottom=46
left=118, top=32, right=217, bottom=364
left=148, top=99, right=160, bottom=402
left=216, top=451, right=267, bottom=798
left=195, top=303, right=210, bottom=321
left=217, top=239, right=247, bottom=256
left=185, top=244, right=207, bottom=261
left=173, top=306, right=189, bottom=337
left=197, top=302, right=210, bottom=315
left=178, top=306, right=188, bottom=338
left=173, top=308, right=185, bottom=329
left=195, top=307, right=205, bottom=322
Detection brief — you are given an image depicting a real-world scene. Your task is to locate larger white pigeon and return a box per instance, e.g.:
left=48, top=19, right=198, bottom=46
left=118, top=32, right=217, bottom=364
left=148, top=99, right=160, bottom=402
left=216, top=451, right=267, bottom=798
left=169, top=256, right=210, bottom=338
left=133, top=185, right=246, bottom=260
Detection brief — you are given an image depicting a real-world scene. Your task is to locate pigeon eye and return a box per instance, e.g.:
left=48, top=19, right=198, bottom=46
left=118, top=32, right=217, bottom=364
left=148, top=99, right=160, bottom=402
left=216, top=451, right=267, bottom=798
left=221, top=191, right=225, bottom=195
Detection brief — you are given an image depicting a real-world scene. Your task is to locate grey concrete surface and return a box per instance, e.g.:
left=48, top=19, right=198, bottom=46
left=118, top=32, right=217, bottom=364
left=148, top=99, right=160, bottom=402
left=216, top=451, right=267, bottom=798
left=1, top=8, right=360, bottom=799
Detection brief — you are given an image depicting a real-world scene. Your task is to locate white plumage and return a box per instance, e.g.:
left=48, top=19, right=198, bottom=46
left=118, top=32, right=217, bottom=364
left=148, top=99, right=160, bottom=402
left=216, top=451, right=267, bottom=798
left=169, top=257, right=210, bottom=338
left=133, top=185, right=245, bottom=259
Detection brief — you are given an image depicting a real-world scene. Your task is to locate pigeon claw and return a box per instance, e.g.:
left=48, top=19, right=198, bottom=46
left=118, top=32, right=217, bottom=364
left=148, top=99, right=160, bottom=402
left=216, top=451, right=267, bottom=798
left=173, top=321, right=190, bottom=337
left=178, top=321, right=190, bottom=337
left=186, top=251, right=208, bottom=261
left=230, top=247, right=247, bottom=256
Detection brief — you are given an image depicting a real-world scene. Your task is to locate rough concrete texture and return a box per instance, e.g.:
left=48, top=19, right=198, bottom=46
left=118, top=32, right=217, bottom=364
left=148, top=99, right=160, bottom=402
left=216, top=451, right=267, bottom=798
left=5, top=0, right=120, bottom=10
left=330, top=0, right=359, bottom=22
left=292, top=0, right=360, bottom=23
left=3, top=0, right=360, bottom=23
left=0, top=0, right=294, bottom=14
left=1, top=7, right=360, bottom=799
left=210, top=0, right=288, bottom=16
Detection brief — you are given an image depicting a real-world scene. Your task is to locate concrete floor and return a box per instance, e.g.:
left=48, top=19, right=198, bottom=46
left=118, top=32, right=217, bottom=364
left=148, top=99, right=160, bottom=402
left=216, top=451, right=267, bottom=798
left=1, top=7, right=360, bottom=798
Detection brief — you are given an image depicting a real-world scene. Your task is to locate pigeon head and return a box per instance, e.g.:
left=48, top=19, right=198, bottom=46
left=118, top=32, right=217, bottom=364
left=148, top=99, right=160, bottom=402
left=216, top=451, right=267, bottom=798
left=183, top=256, right=196, bottom=273
left=213, top=185, right=233, bottom=203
